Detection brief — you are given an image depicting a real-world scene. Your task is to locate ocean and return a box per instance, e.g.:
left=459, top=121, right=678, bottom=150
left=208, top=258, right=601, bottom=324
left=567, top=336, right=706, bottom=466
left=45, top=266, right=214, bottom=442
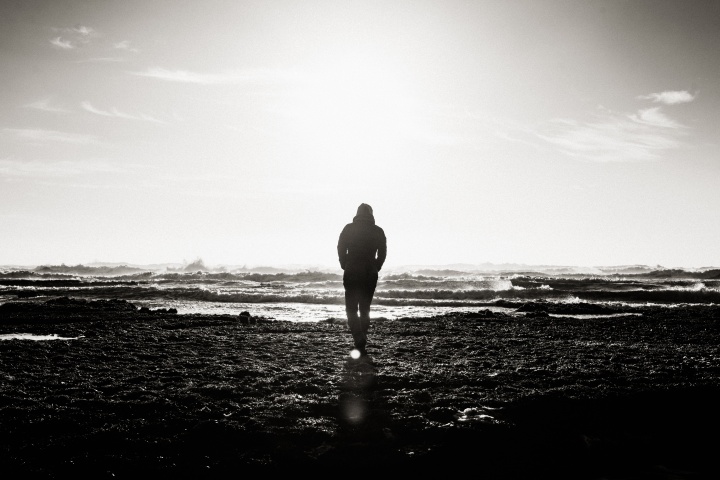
left=2, top=265, right=719, bottom=322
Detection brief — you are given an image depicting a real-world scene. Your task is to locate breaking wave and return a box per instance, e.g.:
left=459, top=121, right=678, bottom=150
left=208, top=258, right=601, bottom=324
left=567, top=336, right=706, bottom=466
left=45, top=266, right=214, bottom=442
left=2, top=268, right=720, bottom=320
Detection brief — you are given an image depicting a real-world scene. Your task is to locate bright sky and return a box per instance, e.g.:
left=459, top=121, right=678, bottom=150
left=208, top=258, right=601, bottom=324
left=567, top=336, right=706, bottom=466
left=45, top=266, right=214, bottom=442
left=1, top=0, right=719, bottom=269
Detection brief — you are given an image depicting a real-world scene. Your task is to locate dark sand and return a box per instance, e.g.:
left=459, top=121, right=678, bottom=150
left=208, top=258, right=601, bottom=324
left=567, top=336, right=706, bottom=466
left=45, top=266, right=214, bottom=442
left=1, top=298, right=720, bottom=478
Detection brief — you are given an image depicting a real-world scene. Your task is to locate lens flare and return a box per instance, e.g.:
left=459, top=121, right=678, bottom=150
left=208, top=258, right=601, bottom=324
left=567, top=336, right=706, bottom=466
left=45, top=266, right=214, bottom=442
left=350, top=349, right=361, bottom=360
left=340, top=395, right=366, bottom=424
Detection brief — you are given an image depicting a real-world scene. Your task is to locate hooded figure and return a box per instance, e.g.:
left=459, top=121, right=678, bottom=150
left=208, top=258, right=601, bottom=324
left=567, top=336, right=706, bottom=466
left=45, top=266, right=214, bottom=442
left=337, top=203, right=387, bottom=355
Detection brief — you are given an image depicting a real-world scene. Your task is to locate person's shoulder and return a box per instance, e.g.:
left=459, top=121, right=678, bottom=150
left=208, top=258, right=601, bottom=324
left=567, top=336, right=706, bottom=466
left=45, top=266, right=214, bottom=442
left=375, top=224, right=386, bottom=236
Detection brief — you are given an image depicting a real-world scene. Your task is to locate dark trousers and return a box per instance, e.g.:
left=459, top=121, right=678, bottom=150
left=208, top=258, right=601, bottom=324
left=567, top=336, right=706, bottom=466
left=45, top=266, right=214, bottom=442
left=344, top=284, right=375, bottom=345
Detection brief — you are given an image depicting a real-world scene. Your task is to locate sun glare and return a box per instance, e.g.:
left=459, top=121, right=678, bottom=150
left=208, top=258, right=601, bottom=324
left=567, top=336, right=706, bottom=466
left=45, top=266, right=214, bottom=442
left=281, top=60, right=425, bottom=169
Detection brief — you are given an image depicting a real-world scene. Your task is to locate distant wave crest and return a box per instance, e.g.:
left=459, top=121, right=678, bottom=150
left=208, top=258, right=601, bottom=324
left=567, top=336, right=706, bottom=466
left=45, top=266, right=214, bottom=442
left=3, top=268, right=720, bottom=306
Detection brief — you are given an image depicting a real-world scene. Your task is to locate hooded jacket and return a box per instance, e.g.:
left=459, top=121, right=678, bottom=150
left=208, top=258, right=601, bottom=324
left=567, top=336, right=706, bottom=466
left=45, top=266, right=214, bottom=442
left=337, top=204, right=387, bottom=286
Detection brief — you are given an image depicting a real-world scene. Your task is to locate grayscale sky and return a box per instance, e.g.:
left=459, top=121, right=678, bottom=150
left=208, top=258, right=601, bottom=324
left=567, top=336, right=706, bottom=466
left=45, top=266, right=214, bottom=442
left=1, top=0, right=719, bottom=268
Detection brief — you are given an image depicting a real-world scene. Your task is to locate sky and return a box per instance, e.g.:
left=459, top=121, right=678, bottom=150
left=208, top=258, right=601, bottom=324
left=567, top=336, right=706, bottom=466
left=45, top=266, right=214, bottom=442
left=1, top=0, right=719, bottom=269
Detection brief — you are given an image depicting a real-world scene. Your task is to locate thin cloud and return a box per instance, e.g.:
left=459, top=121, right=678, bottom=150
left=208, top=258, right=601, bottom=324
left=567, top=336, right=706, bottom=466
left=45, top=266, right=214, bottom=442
left=129, top=68, right=244, bottom=84
left=75, top=57, right=128, bottom=63
left=50, top=37, right=74, bottom=49
left=3, top=128, right=98, bottom=145
left=49, top=25, right=97, bottom=50
left=72, top=26, right=95, bottom=37
left=81, top=101, right=166, bottom=124
left=0, top=158, right=120, bottom=177
left=113, top=40, right=139, bottom=53
left=538, top=106, right=687, bottom=162
left=638, top=90, right=696, bottom=105
left=23, top=98, right=70, bottom=113
left=393, top=104, right=543, bottom=152
left=129, top=67, right=303, bottom=85
left=629, top=107, right=684, bottom=129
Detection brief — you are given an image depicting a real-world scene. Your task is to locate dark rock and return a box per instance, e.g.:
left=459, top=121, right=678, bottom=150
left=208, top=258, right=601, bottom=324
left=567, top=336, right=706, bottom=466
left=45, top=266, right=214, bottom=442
left=16, top=291, right=40, bottom=298
left=427, top=406, right=457, bottom=423
left=516, top=301, right=549, bottom=313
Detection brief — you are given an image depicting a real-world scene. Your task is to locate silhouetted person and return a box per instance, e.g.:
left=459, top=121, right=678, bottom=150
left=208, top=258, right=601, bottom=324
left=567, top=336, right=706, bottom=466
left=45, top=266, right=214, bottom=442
left=337, top=203, right=387, bottom=356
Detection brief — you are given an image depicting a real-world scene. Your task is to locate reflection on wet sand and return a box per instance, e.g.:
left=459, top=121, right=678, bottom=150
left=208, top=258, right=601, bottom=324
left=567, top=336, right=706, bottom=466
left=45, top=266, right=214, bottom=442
left=336, top=352, right=400, bottom=463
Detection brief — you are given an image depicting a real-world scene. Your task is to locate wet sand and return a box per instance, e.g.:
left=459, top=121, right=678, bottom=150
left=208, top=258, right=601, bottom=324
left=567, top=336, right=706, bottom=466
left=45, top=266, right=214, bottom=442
left=1, top=297, right=720, bottom=478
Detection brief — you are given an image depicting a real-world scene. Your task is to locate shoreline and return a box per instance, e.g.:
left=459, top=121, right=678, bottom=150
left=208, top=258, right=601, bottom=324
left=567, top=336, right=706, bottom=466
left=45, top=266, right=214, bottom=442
left=1, top=298, right=720, bottom=477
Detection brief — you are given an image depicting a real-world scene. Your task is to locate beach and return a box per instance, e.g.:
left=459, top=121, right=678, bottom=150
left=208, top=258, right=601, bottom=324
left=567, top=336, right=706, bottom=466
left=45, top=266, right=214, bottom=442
left=1, top=297, right=720, bottom=478
left=3, top=1, right=719, bottom=477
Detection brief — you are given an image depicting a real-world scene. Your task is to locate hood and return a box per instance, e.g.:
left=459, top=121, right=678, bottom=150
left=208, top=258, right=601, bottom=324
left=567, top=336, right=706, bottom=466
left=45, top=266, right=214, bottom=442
left=356, top=203, right=373, bottom=216
left=353, top=203, right=375, bottom=224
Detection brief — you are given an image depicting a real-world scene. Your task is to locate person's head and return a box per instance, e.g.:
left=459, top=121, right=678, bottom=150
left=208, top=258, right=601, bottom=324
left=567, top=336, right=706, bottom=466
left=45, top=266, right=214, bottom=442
left=356, top=203, right=373, bottom=216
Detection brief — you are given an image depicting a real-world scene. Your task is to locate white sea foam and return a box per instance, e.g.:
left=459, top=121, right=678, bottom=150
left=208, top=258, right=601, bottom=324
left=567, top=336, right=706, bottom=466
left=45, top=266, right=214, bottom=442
left=560, top=296, right=583, bottom=304
left=665, top=282, right=719, bottom=292
left=0, top=333, right=82, bottom=341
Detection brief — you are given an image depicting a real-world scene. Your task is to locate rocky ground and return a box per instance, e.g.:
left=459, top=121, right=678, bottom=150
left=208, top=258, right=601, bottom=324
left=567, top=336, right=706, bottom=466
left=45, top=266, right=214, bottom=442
left=1, top=297, right=720, bottom=478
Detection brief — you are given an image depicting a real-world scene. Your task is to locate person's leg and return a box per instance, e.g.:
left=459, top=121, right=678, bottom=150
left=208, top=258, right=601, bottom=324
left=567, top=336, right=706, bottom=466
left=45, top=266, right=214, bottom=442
left=345, top=287, right=364, bottom=349
left=358, top=285, right=374, bottom=335
left=357, top=284, right=375, bottom=353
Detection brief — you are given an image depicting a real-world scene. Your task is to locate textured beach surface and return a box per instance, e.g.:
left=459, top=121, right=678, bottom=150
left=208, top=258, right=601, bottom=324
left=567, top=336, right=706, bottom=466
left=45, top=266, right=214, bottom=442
left=1, top=298, right=720, bottom=478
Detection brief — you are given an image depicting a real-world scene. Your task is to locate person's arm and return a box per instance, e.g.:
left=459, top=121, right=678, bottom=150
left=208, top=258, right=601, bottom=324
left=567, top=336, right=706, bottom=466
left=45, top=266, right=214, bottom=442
left=337, top=227, right=348, bottom=270
left=375, top=228, right=387, bottom=271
